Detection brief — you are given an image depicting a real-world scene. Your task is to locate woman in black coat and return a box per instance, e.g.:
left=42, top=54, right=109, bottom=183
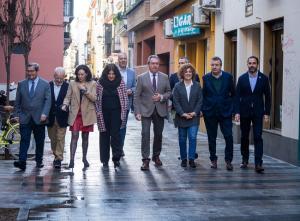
left=173, top=63, right=203, bottom=168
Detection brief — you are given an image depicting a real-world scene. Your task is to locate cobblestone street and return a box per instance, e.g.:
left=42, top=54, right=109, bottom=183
left=0, top=114, right=299, bottom=220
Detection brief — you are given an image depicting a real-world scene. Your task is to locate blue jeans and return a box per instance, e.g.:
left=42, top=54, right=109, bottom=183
left=119, top=110, right=129, bottom=150
left=178, top=125, right=199, bottom=160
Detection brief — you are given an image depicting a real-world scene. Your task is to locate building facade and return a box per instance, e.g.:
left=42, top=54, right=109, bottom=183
left=0, top=0, right=72, bottom=85
left=215, top=0, right=300, bottom=165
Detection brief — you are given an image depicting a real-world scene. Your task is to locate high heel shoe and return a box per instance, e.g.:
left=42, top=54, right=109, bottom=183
left=83, top=159, right=90, bottom=168
left=68, top=160, right=74, bottom=169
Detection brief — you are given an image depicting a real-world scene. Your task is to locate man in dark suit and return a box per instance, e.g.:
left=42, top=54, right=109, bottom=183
left=134, top=55, right=171, bottom=171
left=169, top=57, right=200, bottom=90
left=235, top=56, right=271, bottom=173
left=14, top=62, right=51, bottom=170
left=47, top=67, right=69, bottom=169
left=202, top=56, right=235, bottom=170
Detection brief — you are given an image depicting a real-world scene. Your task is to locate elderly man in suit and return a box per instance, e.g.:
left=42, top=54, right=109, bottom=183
left=47, top=67, right=69, bottom=169
left=14, top=62, right=51, bottom=170
left=134, top=55, right=171, bottom=170
left=202, top=56, right=235, bottom=171
left=118, top=52, right=136, bottom=157
left=235, top=56, right=271, bottom=173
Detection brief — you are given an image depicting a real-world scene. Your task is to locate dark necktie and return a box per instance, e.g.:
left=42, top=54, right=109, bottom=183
left=152, top=73, right=157, bottom=92
left=29, top=80, right=35, bottom=98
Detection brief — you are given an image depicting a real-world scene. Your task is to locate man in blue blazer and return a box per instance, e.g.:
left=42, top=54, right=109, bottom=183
left=235, top=56, right=271, bottom=173
left=47, top=67, right=69, bottom=169
left=202, top=56, right=235, bottom=170
left=14, top=63, right=51, bottom=170
left=118, top=52, right=136, bottom=157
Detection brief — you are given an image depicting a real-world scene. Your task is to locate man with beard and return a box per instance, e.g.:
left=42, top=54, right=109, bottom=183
left=235, top=56, right=271, bottom=173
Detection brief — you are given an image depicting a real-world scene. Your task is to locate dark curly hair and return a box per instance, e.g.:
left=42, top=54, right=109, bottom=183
left=100, top=63, right=122, bottom=82
left=74, top=65, right=92, bottom=82
left=178, top=63, right=196, bottom=80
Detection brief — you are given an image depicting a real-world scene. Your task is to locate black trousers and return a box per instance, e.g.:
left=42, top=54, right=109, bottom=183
left=203, top=116, right=233, bottom=162
left=240, top=115, right=263, bottom=166
left=100, top=108, right=122, bottom=163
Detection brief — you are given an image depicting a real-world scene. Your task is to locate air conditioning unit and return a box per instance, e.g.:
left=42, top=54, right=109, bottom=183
left=192, top=4, right=210, bottom=27
left=200, top=0, right=221, bottom=11
left=163, top=19, right=173, bottom=38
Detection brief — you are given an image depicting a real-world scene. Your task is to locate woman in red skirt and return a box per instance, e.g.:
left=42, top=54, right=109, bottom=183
left=62, top=65, right=97, bottom=169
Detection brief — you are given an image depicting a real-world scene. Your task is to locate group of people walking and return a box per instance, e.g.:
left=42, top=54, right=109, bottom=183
left=11, top=52, right=270, bottom=174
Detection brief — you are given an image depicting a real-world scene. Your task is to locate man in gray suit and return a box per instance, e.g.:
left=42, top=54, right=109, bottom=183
left=118, top=52, right=136, bottom=157
left=134, top=55, right=171, bottom=170
left=14, top=63, right=51, bottom=170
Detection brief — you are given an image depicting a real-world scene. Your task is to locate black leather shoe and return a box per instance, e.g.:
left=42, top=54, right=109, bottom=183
left=113, top=161, right=120, bottom=168
left=181, top=159, right=187, bottom=167
left=240, top=161, right=248, bottom=169
left=54, top=160, right=61, bottom=169
left=103, top=162, right=109, bottom=167
left=210, top=160, right=217, bottom=169
left=36, top=162, right=44, bottom=169
left=14, top=161, right=26, bottom=171
left=189, top=160, right=196, bottom=168
left=226, top=161, right=233, bottom=171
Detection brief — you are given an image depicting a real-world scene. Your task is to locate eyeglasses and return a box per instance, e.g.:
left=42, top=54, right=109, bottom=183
left=27, top=70, right=36, bottom=73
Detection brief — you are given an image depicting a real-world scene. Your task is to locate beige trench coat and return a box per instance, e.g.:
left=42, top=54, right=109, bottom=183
left=63, top=80, right=97, bottom=126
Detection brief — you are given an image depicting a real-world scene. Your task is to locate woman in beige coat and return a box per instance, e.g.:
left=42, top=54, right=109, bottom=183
left=62, top=65, right=97, bottom=169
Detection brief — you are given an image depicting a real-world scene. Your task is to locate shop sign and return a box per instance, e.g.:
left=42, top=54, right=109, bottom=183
left=173, top=13, right=200, bottom=38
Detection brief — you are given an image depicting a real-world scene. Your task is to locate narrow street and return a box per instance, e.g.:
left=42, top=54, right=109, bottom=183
left=0, top=114, right=299, bottom=220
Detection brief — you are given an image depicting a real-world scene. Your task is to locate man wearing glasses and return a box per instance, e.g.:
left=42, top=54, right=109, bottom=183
left=47, top=67, right=69, bottom=169
left=13, top=62, right=51, bottom=171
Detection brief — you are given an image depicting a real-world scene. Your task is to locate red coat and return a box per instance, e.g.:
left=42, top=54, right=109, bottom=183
left=95, top=80, right=128, bottom=132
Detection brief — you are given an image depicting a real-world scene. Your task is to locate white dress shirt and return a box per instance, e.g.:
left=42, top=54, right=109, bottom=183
left=184, top=81, right=193, bottom=102
left=120, top=68, right=127, bottom=86
left=149, top=71, right=158, bottom=88
left=53, top=83, right=62, bottom=101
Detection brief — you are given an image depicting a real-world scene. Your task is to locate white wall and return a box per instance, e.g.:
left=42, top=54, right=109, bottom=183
left=215, top=0, right=300, bottom=139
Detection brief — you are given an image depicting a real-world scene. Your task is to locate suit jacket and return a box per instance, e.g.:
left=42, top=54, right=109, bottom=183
left=63, top=80, right=97, bottom=126
left=173, top=81, right=203, bottom=128
left=235, top=71, right=271, bottom=117
left=123, top=68, right=136, bottom=110
left=48, top=81, right=69, bottom=127
left=15, top=77, right=51, bottom=125
left=134, top=71, right=171, bottom=117
left=202, top=71, right=235, bottom=118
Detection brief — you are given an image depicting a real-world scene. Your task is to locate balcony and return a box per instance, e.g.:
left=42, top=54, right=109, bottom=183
left=149, top=0, right=186, bottom=16
left=115, top=19, right=128, bottom=37
left=64, top=0, right=74, bottom=23
left=126, top=0, right=157, bottom=31
left=64, top=31, right=72, bottom=50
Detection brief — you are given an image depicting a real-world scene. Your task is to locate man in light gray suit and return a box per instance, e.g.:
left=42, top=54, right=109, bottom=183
left=134, top=55, right=171, bottom=170
left=14, top=63, right=51, bottom=170
left=118, top=52, right=136, bottom=157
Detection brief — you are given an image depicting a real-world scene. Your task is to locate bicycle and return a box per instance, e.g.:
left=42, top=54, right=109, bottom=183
left=0, top=112, right=35, bottom=160
left=0, top=111, right=22, bottom=159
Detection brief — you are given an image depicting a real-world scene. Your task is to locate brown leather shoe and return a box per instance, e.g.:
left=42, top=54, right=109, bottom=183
left=141, top=159, right=150, bottom=171
left=255, top=165, right=264, bottom=173
left=210, top=160, right=217, bottom=169
left=152, top=156, right=163, bottom=167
